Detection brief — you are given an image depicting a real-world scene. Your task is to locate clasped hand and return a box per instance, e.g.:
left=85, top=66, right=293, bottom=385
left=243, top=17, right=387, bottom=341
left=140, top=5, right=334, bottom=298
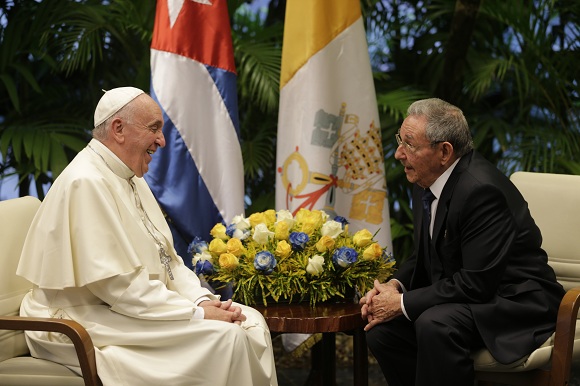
left=359, top=279, right=403, bottom=331
left=199, top=299, right=246, bottom=325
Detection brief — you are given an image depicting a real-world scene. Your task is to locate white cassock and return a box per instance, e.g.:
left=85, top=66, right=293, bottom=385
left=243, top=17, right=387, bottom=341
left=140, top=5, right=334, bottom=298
left=17, top=139, right=278, bottom=386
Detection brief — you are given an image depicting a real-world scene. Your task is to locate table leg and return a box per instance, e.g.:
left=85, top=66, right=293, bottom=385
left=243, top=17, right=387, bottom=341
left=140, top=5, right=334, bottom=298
left=353, top=327, right=368, bottom=386
left=321, top=332, right=336, bottom=385
left=305, top=333, right=336, bottom=386
left=306, top=339, right=322, bottom=385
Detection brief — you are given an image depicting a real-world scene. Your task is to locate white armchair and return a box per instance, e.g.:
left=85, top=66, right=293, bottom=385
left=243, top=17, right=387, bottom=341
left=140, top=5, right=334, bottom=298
left=0, top=196, right=100, bottom=386
left=474, top=171, right=580, bottom=386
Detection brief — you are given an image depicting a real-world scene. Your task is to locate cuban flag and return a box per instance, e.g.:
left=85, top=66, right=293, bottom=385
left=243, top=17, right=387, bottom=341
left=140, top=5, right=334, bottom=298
left=275, top=0, right=392, bottom=250
left=146, top=0, right=244, bottom=267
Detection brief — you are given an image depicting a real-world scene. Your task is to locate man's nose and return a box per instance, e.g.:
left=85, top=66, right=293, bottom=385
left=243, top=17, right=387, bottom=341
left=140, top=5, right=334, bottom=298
left=156, top=131, right=166, bottom=148
left=394, top=145, right=405, bottom=160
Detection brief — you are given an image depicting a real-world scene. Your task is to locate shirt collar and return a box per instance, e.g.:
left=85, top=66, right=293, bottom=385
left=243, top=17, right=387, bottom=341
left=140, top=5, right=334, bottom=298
left=428, top=157, right=461, bottom=200
left=89, top=139, right=135, bottom=180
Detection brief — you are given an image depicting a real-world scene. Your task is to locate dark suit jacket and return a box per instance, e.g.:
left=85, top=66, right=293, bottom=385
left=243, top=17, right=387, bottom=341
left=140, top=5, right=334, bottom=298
left=394, top=150, right=565, bottom=364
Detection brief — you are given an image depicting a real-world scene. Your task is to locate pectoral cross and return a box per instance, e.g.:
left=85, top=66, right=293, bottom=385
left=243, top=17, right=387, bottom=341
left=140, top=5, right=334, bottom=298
left=159, top=245, right=175, bottom=280
left=129, top=178, right=175, bottom=281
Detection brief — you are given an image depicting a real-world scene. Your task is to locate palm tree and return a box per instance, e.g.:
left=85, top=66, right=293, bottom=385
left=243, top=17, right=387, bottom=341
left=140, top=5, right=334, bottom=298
left=363, top=0, right=580, bottom=259
left=230, top=0, right=283, bottom=213
left=1, top=0, right=578, bottom=259
left=0, top=0, right=156, bottom=198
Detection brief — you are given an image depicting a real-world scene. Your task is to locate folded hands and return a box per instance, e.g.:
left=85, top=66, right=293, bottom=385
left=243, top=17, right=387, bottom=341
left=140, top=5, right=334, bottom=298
left=360, top=279, right=403, bottom=331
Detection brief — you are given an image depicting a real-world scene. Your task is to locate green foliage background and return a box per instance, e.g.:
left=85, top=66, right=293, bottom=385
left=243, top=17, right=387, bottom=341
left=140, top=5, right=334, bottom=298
left=0, top=0, right=578, bottom=263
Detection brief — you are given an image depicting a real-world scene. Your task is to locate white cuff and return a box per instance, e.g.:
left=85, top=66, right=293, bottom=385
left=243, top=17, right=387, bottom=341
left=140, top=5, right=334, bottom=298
left=192, top=307, right=205, bottom=319
left=400, top=293, right=410, bottom=321
left=192, top=296, right=211, bottom=320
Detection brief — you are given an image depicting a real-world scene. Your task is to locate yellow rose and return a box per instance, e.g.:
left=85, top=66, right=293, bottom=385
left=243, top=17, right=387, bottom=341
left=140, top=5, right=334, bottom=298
left=275, top=240, right=292, bottom=258
left=274, top=221, right=289, bottom=240
left=310, top=210, right=325, bottom=227
left=209, top=238, right=228, bottom=256
left=209, top=223, right=228, bottom=240
left=353, top=229, right=373, bottom=247
left=294, top=208, right=310, bottom=224
left=301, top=218, right=318, bottom=235
left=264, top=209, right=276, bottom=225
left=362, top=242, right=383, bottom=261
left=219, top=253, right=239, bottom=269
left=226, top=238, right=245, bottom=257
left=316, top=235, right=335, bottom=252
left=298, top=209, right=323, bottom=227
left=248, top=212, right=267, bottom=228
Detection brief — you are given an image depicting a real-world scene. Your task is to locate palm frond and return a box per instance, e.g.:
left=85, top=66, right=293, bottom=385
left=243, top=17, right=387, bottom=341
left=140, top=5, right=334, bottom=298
left=1, top=122, right=88, bottom=179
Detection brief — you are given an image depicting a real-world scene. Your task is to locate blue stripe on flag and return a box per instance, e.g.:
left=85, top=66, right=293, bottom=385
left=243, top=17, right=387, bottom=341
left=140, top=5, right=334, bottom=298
left=205, top=65, right=240, bottom=138
left=145, top=86, right=224, bottom=266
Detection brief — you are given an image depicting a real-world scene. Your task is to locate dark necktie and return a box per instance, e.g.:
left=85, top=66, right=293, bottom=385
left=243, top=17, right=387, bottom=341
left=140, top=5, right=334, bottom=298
left=422, top=188, right=436, bottom=259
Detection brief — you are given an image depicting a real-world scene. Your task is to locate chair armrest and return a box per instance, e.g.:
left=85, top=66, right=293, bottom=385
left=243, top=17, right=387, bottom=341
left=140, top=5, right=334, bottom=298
left=0, top=316, right=101, bottom=386
left=550, top=286, right=580, bottom=386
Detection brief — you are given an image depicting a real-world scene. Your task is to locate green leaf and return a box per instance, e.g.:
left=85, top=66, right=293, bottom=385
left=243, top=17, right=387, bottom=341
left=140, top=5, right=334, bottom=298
left=0, top=73, right=20, bottom=112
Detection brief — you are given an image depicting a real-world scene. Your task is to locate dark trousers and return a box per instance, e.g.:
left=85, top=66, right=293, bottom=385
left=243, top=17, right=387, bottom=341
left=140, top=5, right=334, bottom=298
left=366, top=303, right=485, bottom=386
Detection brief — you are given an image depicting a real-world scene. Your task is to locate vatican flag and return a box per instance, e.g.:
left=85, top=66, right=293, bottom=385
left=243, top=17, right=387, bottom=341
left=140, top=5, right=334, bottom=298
left=275, top=0, right=392, bottom=251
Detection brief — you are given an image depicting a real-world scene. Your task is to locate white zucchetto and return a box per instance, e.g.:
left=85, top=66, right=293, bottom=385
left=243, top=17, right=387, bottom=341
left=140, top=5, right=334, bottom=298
left=94, top=87, right=145, bottom=127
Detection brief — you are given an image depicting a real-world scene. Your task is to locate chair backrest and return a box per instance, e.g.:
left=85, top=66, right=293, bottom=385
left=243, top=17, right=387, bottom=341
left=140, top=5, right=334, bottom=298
left=0, top=196, right=41, bottom=362
left=510, top=171, right=580, bottom=291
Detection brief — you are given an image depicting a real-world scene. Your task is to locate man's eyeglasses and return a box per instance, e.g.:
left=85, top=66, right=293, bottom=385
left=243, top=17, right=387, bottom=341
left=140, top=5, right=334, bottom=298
left=395, top=133, right=416, bottom=152
left=395, top=133, right=443, bottom=152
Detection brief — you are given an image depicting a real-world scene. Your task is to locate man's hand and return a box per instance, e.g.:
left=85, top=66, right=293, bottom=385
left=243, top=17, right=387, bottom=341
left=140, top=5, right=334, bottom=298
left=360, top=280, right=401, bottom=319
left=360, top=280, right=403, bottom=331
left=199, top=299, right=247, bottom=324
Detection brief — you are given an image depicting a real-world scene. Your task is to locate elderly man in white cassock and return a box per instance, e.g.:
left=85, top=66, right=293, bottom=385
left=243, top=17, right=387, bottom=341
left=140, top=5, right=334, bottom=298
left=17, top=87, right=278, bottom=386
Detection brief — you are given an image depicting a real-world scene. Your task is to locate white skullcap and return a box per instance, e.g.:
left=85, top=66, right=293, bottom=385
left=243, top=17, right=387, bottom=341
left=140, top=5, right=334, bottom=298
left=94, top=87, right=145, bottom=127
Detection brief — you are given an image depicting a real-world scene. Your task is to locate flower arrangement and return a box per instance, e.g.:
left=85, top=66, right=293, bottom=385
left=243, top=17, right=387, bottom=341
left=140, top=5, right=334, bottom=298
left=189, top=208, right=396, bottom=306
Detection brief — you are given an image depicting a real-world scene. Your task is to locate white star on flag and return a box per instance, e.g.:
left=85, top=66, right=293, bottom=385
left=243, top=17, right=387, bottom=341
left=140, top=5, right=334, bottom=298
left=167, top=0, right=212, bottom=28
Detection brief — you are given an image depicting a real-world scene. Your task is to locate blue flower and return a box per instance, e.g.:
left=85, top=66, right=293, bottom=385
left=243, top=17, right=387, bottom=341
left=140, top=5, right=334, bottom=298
left=254, top=251, right=277, bottom=274
left=288, top=232, right=309, bottom=251
left=383, top=250, right=395, bottom=263
left=332, top=247, right=358, bottom=268
left=195, top=259, right=214, bottom=275
left=187, top=236, right=208, bottom=255
left=333, top=216, right=349, bottom=228
left=226, top=223, right=237, bottom=238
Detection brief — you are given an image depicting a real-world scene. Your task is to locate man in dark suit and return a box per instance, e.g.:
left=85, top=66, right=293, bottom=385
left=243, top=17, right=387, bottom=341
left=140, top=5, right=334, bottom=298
left=360, top=98, right=565, bottom=386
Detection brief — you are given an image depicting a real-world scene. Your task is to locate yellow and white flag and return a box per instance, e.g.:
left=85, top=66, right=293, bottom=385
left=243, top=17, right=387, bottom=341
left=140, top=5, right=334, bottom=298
left=276, top=0, right=392, bottom=251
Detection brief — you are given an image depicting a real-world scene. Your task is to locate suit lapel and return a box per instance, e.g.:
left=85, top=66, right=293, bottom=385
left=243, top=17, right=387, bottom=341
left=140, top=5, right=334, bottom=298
left=432, top=152, right=473, bottom=243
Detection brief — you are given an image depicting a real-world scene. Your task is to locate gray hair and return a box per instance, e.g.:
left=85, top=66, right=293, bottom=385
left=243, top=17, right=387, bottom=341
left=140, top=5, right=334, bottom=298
left=407, top=98, right=474, bottom=157
left=92, top=101, right=137, bottom=140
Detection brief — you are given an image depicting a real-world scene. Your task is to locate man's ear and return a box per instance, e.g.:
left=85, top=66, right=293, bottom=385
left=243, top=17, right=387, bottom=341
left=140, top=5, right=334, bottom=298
left=110, top=118, right=125, bottom=144
left=440, top=142, right=455, bottom=165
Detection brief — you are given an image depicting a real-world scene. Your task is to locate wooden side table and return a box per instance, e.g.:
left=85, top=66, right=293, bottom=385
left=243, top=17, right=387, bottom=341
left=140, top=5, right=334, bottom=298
left=254, top=302, right=368, bottom=386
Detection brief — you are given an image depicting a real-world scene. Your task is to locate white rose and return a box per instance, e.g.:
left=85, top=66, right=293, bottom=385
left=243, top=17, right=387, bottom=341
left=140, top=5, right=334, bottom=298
left=192, top=250, right=212, bottom=265
left=253, top=223, right=275, bottom=245
left=232, top=214, right=251, bottom=231
left=306, top=255, right=325, bottom=276
left=232, top=228, right=250, bottom=240
left=275, top=209, right=295, bottom=228
left=321, top=220, right=344, bottom=239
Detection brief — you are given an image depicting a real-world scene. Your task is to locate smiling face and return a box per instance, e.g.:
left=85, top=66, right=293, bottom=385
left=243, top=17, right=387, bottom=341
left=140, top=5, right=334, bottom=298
left=394, top=115, right=446, bottom=189
left=116, top=95, right=165, bottom=177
